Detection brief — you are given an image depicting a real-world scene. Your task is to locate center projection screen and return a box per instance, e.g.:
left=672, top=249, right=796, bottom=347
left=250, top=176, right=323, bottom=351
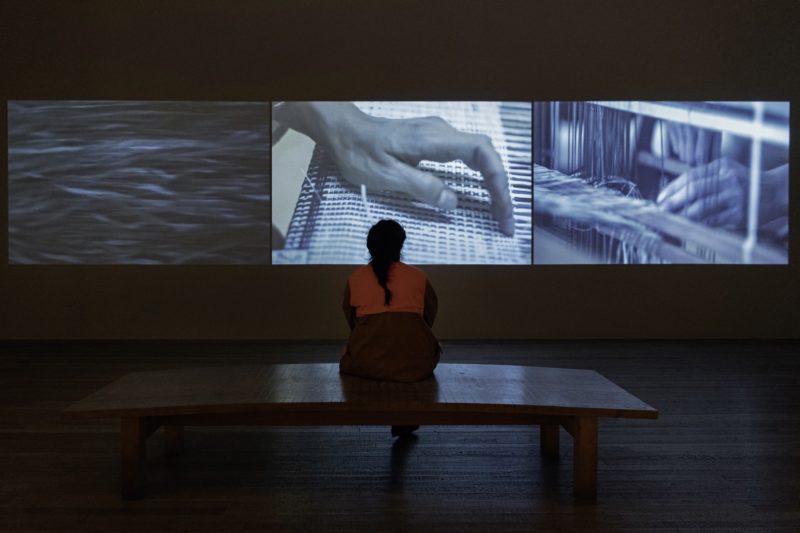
left=7, top=100, right=789, bottom=265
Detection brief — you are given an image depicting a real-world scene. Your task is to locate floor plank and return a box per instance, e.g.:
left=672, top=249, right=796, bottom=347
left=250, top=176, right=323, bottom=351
left=0, top=340, right=798, bottom=531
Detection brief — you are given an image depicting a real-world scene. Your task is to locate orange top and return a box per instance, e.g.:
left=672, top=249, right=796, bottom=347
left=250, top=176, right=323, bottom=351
left=348, top=262, right=426, bottom=318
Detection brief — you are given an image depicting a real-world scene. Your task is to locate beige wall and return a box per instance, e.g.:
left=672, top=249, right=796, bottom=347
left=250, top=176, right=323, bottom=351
left=2, top=0, right=798, bottom=339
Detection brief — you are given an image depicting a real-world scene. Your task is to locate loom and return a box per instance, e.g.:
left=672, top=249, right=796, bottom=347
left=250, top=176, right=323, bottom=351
left=275, top=101, right=532, bottom=265
left=533, top=101, right=789, bottom=264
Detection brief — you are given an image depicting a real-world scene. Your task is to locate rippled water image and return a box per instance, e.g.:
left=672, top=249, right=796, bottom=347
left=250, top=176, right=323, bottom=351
left=8, top=101, right=270, bottom=264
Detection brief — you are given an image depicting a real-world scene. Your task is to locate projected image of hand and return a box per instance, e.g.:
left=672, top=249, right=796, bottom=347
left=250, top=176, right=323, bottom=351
left=666, top=122, right=720, bottom=166
left=273, top=102, right=515, bottom=236
left=657, top=157, right=788, bottom=240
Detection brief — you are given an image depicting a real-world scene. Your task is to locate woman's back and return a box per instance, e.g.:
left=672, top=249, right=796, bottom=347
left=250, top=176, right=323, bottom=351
left=340, top=221, right=440, bottom=383
left=348, top=262, right=427, bottom=317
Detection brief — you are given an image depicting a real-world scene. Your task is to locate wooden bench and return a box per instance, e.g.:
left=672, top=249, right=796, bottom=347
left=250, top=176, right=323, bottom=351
left=64, top=363, right=657, bottom=501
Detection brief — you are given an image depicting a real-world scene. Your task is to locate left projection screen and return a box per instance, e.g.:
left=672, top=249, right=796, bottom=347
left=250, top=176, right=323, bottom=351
left=8, top=101, right=270, bottom=264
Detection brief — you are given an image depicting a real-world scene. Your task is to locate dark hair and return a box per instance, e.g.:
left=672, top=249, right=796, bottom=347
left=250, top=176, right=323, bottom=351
left=367, top=219, right=406, bottom=305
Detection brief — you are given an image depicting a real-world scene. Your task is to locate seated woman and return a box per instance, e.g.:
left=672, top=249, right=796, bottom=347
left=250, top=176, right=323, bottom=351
left=340, top=219, right=440, bottom=437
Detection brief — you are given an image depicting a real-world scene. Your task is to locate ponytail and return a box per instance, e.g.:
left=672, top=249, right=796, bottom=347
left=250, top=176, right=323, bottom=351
left=370, top=257, right=394, bottom=305
left=366, top=220, right=406, bottom=305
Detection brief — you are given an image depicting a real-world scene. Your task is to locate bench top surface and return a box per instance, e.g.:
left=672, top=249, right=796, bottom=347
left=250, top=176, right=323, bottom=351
left=65, top=363, right=657, bottom=420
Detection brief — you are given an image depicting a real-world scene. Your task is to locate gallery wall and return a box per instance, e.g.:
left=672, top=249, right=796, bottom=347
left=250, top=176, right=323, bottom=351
left=1, top=0, right=798, bottom=339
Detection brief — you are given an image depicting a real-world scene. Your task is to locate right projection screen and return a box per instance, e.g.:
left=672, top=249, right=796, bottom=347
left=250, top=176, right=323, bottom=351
left=533, top=101, right=789, bottom=264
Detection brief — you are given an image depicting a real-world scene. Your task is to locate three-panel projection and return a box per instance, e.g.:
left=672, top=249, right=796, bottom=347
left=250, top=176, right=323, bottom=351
left=7, top=100, right=789, bottom=265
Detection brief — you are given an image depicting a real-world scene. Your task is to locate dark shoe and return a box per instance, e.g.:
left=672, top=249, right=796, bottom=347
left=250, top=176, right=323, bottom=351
left=391, top=425, right=420, bottom=438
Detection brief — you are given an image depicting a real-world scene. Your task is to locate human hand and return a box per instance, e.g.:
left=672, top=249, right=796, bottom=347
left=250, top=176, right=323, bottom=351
left=657, top=157, right=748, bottom=230
left=666, top=122, right=720, bottom=166
left=275, top=102, right=515, bottom=236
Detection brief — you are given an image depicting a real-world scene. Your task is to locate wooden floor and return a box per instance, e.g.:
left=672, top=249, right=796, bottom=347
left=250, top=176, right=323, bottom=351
left=1, top=340, right=799, bottom=532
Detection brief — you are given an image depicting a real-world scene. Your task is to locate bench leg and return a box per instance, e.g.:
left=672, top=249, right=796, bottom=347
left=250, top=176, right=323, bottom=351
left=540, top=423, right=560, bottom=461
left=572, top=416, right=598, bottom=501
left=121, top=417, right=147, bottom=500
left=164, top=425, right=184, bottom=456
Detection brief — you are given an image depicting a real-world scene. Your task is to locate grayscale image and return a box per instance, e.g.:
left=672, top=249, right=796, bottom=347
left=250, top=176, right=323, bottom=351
left=8, top=101, right=270, bottom=264
left=271, top=101, right=531, bottom=265
left=533, top=101, right=789, bottom=264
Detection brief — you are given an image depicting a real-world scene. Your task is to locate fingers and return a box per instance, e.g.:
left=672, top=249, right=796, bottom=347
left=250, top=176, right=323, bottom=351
left=657, top=169, right=712, bottom=211
left=464, top=136, right=515, bottom=237
left=667, top=123, right=718, bottom=166
left=704, top=206, right=745, bottom=229
left=667, top=122, right=691, bottom=163
left=657, top=160, right=735, bottom=211
left=411, top=128, right=515, bottom=236
left=667, top=123, right=680, bottom=161
left=380, top=161, right=458, bottom=211
left=336, top=114, right=517, bottom=236
left=694, top=128, right=711, bottom=166
left=658, top=157, right=746, bottom=232
left=683, top=186, right=743, bottom=222
left=679, top=124, right=692, bottom=163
